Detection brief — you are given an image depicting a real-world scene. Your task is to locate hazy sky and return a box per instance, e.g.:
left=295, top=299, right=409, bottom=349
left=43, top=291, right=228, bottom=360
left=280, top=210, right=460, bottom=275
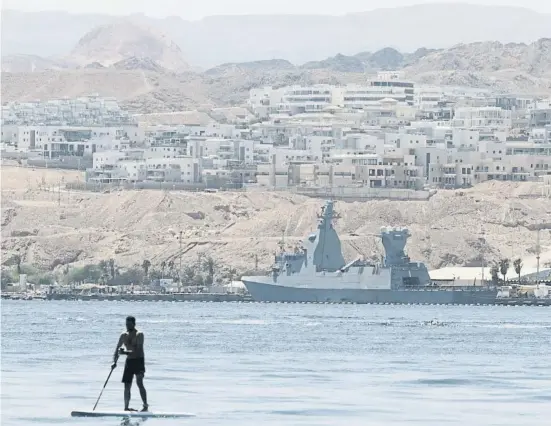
left=3, top=0, right=550, bottom=19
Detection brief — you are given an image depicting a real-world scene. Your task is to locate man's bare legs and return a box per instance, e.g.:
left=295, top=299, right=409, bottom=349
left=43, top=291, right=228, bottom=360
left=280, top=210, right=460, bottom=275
left=124, top=382, right=132, bottom=410
left=136, top=374, right=148, bottom=411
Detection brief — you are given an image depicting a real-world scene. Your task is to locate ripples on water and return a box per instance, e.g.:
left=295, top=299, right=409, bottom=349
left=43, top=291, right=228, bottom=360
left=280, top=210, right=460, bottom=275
left=2, top=301, right=551, bottom=425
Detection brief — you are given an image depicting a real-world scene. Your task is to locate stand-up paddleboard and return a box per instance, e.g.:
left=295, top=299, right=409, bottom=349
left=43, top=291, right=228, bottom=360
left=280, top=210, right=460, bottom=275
left=71, top=410, right=195, bottom=419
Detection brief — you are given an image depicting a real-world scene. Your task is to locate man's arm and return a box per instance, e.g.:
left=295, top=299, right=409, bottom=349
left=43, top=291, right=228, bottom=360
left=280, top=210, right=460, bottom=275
left=113, top=333, right=124, bottom=363
left=135, top=332, right=144, bottom=356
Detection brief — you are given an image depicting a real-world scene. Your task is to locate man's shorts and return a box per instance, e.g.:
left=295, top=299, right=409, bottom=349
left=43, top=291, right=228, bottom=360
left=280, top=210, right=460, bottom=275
left=122, top=358, right=145, bottom=384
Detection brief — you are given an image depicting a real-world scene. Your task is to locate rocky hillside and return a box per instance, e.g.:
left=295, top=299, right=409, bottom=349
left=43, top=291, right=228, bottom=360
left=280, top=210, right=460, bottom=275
left=0, top=68, right=368, bottom=113
left=404, top=39, right=551, bottom=76
left=0, top=54, right=71, bottom=73
left=2, top=166, right=551, bottom=278
left=204, top=59, right=296, bottom=76
left=301, top=47, right=438, bottom=73
left=67, top=20, right=190, bottom=71
left=301, top=39, right=551, bottom=78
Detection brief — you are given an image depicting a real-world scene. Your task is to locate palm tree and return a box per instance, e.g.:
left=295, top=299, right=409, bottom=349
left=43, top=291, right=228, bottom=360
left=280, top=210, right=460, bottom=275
left=227, top=268, right=238, bottom=283
left=108, top=258, right=115, bottom=280
left=142, top=259, right=151, bottom=283
left=203, top=256, right=216, bottom=286
left=160, top=261, right=166, bottom=279
left=499, top=258, right=510, bottom=283
left=490, top=264, right=500, bottom=286
left=167, top=260, right=175, bottom=278
left=14, top=255, right=22, bottom=276
left=513, top=258, right=523, bottom=284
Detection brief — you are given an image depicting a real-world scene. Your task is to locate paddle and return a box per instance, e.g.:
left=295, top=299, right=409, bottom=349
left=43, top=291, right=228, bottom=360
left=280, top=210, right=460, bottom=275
left=93, top=363, right=116, bottom=411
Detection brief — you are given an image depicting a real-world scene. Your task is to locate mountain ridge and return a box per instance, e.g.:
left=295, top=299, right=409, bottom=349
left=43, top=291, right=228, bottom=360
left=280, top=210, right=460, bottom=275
left=67, top=20, right=190, bottom=71
left=2, top=3, right=550, bottom=66
left=2, top=10, right=551, bottom=112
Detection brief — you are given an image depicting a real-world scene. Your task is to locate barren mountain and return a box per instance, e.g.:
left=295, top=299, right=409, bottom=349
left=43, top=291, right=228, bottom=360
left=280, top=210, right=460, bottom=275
left=0, top=54, right=71, bottom=73
left=2, top=4, right=550, bottom=66
left=3, top=36, right=551, bottom=112
left=2, top=166, right=550, bottom=278
left=301, top=47, right=437, bottom=73
left=67, top=20, right=189, bottom=71
left=404, top=39, right=551, bottom=77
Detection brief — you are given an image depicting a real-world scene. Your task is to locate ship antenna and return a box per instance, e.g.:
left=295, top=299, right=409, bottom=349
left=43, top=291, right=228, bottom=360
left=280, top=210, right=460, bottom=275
left=278, top=230, right=285, bottom=253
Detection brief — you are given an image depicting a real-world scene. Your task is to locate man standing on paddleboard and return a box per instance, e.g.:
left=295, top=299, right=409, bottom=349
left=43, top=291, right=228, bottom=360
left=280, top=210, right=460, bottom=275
left=113, top=316, right=149, bottom=412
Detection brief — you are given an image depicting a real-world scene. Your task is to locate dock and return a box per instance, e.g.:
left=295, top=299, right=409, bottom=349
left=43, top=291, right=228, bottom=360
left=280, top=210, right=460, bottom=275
left=3, top=292, right=551, bottom=306
left=44, top=292, right=252, bottom=302
left=494, top=298, right=551, bottom=306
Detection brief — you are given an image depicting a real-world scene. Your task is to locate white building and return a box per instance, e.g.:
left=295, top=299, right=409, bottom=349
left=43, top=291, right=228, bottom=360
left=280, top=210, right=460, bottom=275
left=452, top=107, right=512, bottom=130
left=414, top=85, right=444, bottom=109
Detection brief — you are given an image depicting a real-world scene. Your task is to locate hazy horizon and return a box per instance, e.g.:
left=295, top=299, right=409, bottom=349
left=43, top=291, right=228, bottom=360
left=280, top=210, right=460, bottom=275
left=2, top=0, right=551, bottom=20
left=3, top=1, right=549, bottom=66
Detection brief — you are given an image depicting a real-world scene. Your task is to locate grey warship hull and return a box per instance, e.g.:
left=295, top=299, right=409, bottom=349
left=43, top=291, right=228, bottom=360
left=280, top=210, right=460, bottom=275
left=242, top=280, right=498, bottom=305
left=241, top=200, right=498, bottom=306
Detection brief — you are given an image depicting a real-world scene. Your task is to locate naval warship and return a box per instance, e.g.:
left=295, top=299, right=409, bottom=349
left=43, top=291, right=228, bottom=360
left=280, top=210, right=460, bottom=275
left=241, top=200, right=497, bottom=305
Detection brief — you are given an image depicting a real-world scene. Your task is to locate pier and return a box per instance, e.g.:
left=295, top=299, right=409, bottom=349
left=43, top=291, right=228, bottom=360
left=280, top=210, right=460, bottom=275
left=494, top=298, right=551, bottom=306
left=44, top=292, right=252, bottom=302
left=3, top=292, right=551, bottom=306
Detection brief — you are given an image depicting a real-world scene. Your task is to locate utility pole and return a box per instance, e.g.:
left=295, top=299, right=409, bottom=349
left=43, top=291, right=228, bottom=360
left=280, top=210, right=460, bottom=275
left=480, top=226, right=485, bottom=286
left=179, top=230, right=183, bottom=279
left=536, top=227, right=541, bottom=285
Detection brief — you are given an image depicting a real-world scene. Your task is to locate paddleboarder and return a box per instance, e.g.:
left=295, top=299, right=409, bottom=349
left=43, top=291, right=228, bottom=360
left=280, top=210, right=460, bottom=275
left=113, top=316, right=149, bottom=412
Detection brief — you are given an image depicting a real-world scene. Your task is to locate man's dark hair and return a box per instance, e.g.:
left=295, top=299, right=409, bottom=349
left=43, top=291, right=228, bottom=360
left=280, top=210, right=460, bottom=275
left=126, top=316, right=136, bottom=324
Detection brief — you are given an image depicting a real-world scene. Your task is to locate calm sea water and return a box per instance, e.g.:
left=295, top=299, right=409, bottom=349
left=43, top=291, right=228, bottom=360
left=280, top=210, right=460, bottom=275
left=2, top=301, right=551, bottom=425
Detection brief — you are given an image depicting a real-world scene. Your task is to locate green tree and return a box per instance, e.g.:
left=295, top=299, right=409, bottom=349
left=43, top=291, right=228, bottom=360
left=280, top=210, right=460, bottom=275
left=499, top=258, right=510, bottom=282
left=68, top=264, right=102, bottom=284
left=1, top=269, right=16, bottom=290
left=116, top=267, right=144, bottom=286
left=513, top=258, right=523, bottom=284
left=182, top=266, right=196, bottom=287
left=98, top=260, right=109, bottom=276
left=38, top=275, right=55, bottom=286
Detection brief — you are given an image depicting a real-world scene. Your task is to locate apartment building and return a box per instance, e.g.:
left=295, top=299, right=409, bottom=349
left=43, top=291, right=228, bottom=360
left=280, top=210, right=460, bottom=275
left=452, top=107, right=512, bottom=130
left=15, top=89, right=551, bottom=193
left=4, top=124, right=142, bottom=158
left=249, top=79, right=416, bottom=117
left=1, top=95, right=132, bottom=126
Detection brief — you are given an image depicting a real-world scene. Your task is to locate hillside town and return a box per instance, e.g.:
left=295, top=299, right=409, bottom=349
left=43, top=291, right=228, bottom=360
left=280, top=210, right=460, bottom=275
left=2, top=71, right=550, bottom=199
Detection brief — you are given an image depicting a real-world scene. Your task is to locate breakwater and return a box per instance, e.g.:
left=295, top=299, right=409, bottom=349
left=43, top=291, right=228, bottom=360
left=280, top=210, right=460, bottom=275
left=494, top=298, right=551, bottom=306
left=4, top=293, right=551, bottom=306
left=45, top=292, right=252, bottom=302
